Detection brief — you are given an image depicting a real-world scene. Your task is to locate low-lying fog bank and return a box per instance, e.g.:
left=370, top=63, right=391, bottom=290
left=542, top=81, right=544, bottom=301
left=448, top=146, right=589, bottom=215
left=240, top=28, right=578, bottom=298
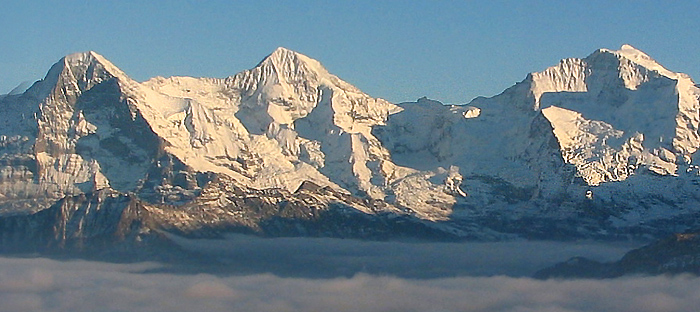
left=1, top=254, right=699, bottom=312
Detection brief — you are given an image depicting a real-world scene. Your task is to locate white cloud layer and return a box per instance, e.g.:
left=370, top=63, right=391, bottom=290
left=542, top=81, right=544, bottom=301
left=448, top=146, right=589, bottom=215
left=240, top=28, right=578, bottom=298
left=0, top=237, right=690, bottom=311
left=0, top=255, right=699, bottom=312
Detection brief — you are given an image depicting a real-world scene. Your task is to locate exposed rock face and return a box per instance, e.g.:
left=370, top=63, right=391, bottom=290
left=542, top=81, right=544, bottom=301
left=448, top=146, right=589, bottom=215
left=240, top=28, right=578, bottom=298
left=0, top=45, right=699, bottom=253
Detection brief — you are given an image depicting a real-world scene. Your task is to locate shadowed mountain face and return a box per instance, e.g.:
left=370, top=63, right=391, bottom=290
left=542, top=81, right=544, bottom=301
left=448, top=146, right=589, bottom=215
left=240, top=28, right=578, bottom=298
left=535, top=232, right=700, bottom=279
left=0, top=46, right=699, bottom=254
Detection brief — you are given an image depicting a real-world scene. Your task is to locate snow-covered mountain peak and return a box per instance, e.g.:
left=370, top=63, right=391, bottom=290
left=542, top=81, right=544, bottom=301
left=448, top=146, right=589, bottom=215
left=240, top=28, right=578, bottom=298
left=264, top=47, right=307, bottom=64
left=254, top=47, right=331, bottom=83
left=618, top=44, right=649, bottom=57
left=18, top=50, right=140, bottom=106
left=525, top=44, right=696, bottom=112
left=61, top=51, right=130, bottom=83
left=613, top=44, right=662, bottom=70
left=523, top=45, right=700, bottom=185
left=120, top=48, right=404, bottom=204
left=63, top=51, right=102, bottom=65
left=593, top=44, right=683, bottom=81
left=18, top=52, right=124, bottom=100
left=226, top=47, right=398, bottom=129
left=620, top=44, right=640, bottom=51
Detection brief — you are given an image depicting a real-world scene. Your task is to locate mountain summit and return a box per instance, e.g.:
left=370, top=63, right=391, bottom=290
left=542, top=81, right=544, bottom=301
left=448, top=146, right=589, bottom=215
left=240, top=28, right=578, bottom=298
left=1, top=46, right=700, bottom=255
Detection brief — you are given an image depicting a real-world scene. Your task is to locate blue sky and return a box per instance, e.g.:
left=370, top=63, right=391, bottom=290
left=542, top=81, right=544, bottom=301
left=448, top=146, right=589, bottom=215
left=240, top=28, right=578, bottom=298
left=1, top=0, right=699, bottom=104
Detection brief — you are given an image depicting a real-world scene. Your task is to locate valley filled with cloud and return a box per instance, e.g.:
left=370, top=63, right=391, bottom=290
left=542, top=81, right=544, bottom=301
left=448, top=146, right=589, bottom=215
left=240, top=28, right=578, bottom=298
left=3, top=238, right=698, bottom=312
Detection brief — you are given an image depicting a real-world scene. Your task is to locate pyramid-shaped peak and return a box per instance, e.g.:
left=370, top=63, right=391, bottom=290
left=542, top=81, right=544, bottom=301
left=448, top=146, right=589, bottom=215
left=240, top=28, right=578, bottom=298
left=250, top=47, right=330, bottom=80
left=257, top=47, right=330, bottom=77
left=64, top=51, right=108, bottom=67
left=65, top=50, right=101, bottom=60
left=260, top=47, right=302, bottom=65
left=270, top=46, right=296, bottom=56
left=22, top=50, right=134, bottom=99
left=61, top=51, right=127, bottom=78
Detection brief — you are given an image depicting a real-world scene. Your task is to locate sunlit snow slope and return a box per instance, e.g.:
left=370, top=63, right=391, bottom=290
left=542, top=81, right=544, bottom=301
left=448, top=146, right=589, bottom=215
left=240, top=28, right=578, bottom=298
left=1, top=45, right=699, bottom=250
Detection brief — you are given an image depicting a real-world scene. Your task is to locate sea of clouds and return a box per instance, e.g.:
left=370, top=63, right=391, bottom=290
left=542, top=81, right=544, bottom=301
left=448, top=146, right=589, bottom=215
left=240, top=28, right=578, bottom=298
left=1, top=236, right=699, bottom=312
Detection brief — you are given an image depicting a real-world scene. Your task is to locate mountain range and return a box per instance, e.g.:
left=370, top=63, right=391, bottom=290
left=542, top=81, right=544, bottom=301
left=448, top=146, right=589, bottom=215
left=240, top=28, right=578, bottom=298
left=1, top=45, right=699, bottom=259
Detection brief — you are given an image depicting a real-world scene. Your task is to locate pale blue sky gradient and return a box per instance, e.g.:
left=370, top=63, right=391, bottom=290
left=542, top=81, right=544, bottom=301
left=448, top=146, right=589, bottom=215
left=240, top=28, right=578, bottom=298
left=1, top=0, right=699, bottom=103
